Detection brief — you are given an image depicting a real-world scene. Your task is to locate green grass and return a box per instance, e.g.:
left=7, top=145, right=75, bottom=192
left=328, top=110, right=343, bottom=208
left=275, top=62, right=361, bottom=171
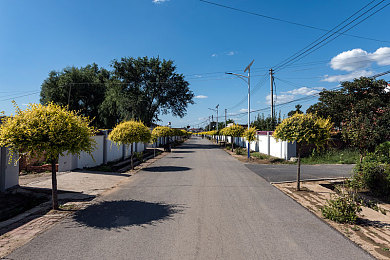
left=300, top=149, right=359, bottom=165
left=250, top=152, right=292, bottom=164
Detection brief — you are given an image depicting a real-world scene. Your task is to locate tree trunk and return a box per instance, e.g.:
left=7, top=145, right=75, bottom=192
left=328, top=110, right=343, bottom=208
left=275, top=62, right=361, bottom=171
left=232, top=136, right=234, bottom=152
left=51, top=159, right=58, bottom=210
left=297, top=144, right=301, bottom=191
left=131, top=143, right=134, bottom=170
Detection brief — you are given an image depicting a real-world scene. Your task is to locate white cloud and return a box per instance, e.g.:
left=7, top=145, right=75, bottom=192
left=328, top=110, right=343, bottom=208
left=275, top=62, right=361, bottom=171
left=194, top=95, right=208, bottom=99
left=239, top=108, right=256, bottom=113
left=371, top=47, right=390, bottom=66
left=322, top=70, right=374, bottom=83
left=323, top=47, right=390, bottom=82
left=153, top=0, right=169, bottom=3
left=211, top=53, right=217, bottom=57
left=329, top=47, right=390, bottom=72
left=285, top=87, right=321, bottom=96
left=330, top=48, right=371, bottom=72
left=266, top=94, right=295, bottom=105
left=226, top=51, right=235, bottom=56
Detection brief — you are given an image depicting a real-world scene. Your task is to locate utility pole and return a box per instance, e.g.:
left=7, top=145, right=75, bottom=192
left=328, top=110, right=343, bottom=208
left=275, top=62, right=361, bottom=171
left=225, top=109, right=227, bottom=128
left=216, top=104, right=219, bottom=131
left=270, top=68, right=274, bottom=123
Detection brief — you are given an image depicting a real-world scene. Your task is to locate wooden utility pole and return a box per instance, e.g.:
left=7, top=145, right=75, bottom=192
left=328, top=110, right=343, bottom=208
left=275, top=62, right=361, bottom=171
left=270, top=68, right=274, bottom=122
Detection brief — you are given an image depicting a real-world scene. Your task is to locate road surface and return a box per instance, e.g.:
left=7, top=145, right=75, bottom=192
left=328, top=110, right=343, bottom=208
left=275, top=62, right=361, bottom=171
left=6, top=137, right=372, bottom=259
left=245, top=163, right=354, bottom=183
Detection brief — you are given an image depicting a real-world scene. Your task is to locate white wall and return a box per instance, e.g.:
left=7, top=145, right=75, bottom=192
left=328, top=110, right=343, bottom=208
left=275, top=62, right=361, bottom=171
left=0, top=147, right=19, bottom=191
left=106, top=140, right=123, bottom=162
left=211, top=134, right=296, bottom=160
left=78, top=135, right=105, bottom=168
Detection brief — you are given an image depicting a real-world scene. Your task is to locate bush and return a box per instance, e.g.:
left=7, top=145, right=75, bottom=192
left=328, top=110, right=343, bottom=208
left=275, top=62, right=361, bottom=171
left=235, top=147, right=244, bottom=155
left=321, top=195, right=361, bottom=223
left=354, top=160, right=390, bottom=197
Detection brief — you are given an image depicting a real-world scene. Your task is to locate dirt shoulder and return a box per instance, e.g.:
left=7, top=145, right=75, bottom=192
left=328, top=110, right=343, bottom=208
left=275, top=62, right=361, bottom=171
left=274, top=180, right=390, bottom=260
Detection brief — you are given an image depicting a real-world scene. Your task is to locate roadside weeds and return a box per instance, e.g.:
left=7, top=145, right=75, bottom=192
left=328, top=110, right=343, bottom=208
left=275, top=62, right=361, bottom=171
left=274, top=180, right=390, bottom=260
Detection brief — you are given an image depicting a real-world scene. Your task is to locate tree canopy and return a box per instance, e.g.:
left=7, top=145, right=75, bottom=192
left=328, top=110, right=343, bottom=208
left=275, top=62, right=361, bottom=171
left=40, top=63, right=110, bottom=128
left=273, top=113, right=332, bottom=190
left=306, top=77, right=390, bottom=130
left=287, top=104, right=303, bottom=117
left=40, top=57, right=194, bottom=129
left=0, top=103, right=96, bottom=209
left=243, top=127, right=257, bottom=142
left=104, top=56, right=194, bottom=126
left=108, top=120, right=151, bottom=145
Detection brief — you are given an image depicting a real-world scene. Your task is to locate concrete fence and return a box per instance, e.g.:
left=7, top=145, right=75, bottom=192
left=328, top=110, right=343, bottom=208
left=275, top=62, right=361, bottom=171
left=59, top=133, right=184, bottom=172
left=0, top=147, right=19, bottom=191
left=58, top=133, right=147, bottom=172
left=211, top=132, right=296, bottom=160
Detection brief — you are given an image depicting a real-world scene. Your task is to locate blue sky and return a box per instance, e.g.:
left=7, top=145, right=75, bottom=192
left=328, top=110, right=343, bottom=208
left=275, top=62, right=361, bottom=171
left=1, top=0, right=389, bottom=128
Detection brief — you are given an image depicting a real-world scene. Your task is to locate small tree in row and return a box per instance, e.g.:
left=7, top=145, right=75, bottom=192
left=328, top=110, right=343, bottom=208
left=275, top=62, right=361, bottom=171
left=152, top=126, right=173, bottom=152
left=273, top=113, right=332, bottom=191
left=0, top=103, right=96, bottom=209
left=221, top=124, right=244, bottom=152
left=108, top=120, right=151, bottom=170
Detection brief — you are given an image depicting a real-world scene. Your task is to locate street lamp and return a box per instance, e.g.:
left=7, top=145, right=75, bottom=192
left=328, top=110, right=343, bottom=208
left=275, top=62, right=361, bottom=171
left=208, top=104, right=219, bottom=143
left=226, top=59, right=254, bottom=159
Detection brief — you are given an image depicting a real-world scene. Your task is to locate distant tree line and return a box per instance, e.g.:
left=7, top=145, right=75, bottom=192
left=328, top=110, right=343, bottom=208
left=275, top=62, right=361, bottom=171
left=40, top=57, right=194, bottom=129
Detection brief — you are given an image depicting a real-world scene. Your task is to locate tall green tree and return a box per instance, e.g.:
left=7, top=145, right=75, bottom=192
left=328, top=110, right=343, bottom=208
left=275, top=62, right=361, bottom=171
left=40, top=63, right=110, bottom=128
left=306, top=77, right=390, bottom=130
left=0, top=103, right=96, bottom=209
left=287, top=104, right=303, bottom=117
left=252, top=113, right=281, bottom=131
left=105, top=56, right=194, bottom=126
left=273, top=113, right=332, bottom=190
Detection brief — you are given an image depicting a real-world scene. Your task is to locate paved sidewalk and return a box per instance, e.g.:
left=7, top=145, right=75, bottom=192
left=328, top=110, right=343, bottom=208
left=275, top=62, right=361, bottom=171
left=0, top=153, right=166, bottom=258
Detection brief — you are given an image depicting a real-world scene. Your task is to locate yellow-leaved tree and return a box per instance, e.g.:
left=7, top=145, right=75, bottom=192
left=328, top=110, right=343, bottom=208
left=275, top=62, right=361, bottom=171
left=152, top=126, right=173, bottom=152
left=0, top=103, right=96, bottom=209
left=243, top=127, right=257, bottom=157
left=223, top=124, right=244, bottom=152
left=273, top=113, right=332, bottom=190
left=108, top=120, right=151, bottom=170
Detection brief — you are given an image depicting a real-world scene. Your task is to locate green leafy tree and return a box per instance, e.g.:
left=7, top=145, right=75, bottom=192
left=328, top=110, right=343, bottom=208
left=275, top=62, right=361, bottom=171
left=40, top=63, right=110, bottom=128
left=306, top=77, right=390, bottom=131
left=223, top=124, right=245, bottom=152
left=0, top=103, right=96, bottom=209
left=106, top=57, right=194, bottom=126
left=273, top=113, right=332, bottom=190
left=108, top=120, right=151, bottom=170
left=252, top=113, right=281, bottom=131
left=287, top=104, right=303, bottom=117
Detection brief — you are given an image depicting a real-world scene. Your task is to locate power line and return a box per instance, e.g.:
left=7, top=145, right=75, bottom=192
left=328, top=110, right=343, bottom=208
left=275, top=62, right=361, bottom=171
left=274, top=0, right=390, bottom=72
left=0, top=91, right=40, bottom=102
left=199, top=0, right=390, bottom=44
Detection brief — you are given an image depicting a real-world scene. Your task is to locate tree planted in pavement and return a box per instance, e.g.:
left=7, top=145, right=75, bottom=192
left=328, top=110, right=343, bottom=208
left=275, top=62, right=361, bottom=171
left=108, top=120, right=151, bottom=170
left=0, top=103, right=96, bottom=209
left=273, top=113, right=332, bottom=190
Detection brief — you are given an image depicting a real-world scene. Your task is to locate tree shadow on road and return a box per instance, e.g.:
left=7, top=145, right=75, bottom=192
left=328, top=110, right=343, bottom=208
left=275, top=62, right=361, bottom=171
left=142, top=166, right=191, bottom=172
left=73, top=200, right=182, bottom=230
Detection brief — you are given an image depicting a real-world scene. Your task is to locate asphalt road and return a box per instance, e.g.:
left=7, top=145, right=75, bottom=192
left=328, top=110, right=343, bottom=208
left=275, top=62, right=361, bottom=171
left=6, top=137, right=372, bottom=260
left=245, top=164, right=355, bottom=183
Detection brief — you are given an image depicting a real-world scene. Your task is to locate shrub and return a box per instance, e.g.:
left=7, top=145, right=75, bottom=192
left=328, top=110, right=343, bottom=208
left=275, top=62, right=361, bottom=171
left=354, top=161, right=390, bottom=197
left=235, top=147, right=244, bottom=155
left=321, top=195, right=361, bottom=223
